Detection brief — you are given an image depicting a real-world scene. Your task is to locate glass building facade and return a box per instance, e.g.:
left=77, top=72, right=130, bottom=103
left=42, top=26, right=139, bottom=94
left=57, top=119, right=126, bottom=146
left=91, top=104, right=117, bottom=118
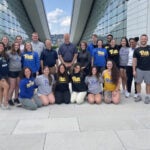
left=81, top=0, right=127, bottom=43
left=0, top=0, right=34, bottom=42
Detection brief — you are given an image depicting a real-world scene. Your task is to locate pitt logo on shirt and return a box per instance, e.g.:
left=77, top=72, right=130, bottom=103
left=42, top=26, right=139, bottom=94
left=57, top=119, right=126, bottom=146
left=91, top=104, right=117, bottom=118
left=109, top=49, right=118, bottom=55
left=72, top=76, right=81, bottom=83
left=24, top=54, right=33, bottom=60
left=26, top=81, right=34, bottom=88
left=139, top=50, right=150, bottom=57
left=59, top=77, right=66, bottom=83
left=98, top=51, right=104, bottom=56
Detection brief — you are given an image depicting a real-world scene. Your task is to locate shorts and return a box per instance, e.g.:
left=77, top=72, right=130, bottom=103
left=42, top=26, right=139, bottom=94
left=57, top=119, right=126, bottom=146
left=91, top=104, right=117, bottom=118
left=135, top=68, right=150, bottom=84
left=87, top=92, right=102, bottom=95
left=8, top=71, right=21, bottom=78
left=119, top=66, right=126, bottom=69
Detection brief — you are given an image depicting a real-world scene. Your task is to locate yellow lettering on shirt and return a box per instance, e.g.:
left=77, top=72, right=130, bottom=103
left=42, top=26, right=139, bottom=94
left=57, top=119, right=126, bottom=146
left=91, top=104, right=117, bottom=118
left=26, top=81, right=34, bottom=88
left=98, top=51, right=104, bottom=56
left=109, top=49, right=118, bottom=55
left=72, top=76, right=81, bottom=83
left=24, top=54, right=33, bottom=60
left=59, top=77, right=66, bottom=83
left=139, top=50, right=149, bottom=57
left=105, top=46, right=109, bottom=49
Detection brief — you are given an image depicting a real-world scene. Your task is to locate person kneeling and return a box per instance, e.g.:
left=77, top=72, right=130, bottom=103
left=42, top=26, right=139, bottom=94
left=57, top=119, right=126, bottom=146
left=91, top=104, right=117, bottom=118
left=19, top=67, right=42, bottom=110
left=102, top=60, right=121, bottom=104
left=35, top=66, right=55, bottom=106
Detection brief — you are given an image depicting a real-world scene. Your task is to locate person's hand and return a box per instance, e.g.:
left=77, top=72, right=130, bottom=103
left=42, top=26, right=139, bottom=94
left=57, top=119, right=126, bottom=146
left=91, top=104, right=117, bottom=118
left=133, top=70, right=136, bottom=77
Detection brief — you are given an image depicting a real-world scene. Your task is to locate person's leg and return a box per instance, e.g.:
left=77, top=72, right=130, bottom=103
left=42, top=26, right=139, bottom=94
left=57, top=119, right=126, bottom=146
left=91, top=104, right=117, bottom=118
left=19, top=98, right=37, bottom=110
left=87, top=94, right=95, bottom=104
left=95, top=93, right=102, bottom=104
left=126, top=66, right=133, bottom=94
left=47, top=93, right=55, bottom=104
left=14, top=77, right=20, bottom=99
left=55, top=91, right=63, bottom=104
left=0, top=85, right=3, bottom=104
left=71, top=92, right=77, bottom=103
left=120, top=68, right=125, bottom=91
left=33, top=94, right=43, bottom=107
left=104, top=91, right=112, bottom=104
left=76, top=92, right=87, bottom=104
left=123, top=68, right=127, bottom=91
left=8, top=77, right=16, bottom=103
left=63, top=91, right=70, bottom=104
left=39, top=95, right=50, bottom=106
left=112, top=91, right=120, bottom=104
left=1, top=79, right=9, bottom=106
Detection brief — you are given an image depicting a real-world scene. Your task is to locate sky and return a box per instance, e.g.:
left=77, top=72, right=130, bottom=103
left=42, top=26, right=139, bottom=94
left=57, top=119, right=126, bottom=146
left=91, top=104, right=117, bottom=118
left=43, top=0, right=73, bottom=35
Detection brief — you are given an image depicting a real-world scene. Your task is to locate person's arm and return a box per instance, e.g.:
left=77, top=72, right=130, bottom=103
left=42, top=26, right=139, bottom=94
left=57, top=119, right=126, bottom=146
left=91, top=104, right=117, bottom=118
left=91, top=57, right=94, bottom=67
left=71, top=53, right=78, bottom=65
left=115, top=77, right=121, bottom=91
left=34, top=52, right=40, bottom=75
left=132, top=58, right=137, bottom=77
left=58, top=55, right=65, bottom=64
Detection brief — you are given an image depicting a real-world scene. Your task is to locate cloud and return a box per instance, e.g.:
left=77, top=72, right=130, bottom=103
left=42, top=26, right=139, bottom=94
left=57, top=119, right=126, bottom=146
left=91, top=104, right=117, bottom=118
left=47, top=8, right=71, bottom=34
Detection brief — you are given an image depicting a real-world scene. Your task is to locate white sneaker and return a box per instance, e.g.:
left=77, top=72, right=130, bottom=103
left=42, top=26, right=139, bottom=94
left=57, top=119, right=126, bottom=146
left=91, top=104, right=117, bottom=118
left=125, top=92, right=130, bottom=98
left=134, top=94, right=138, bottom=98
left=121, top=90, right=126, bottom=95
left=1, top=104, right=10, bottom=110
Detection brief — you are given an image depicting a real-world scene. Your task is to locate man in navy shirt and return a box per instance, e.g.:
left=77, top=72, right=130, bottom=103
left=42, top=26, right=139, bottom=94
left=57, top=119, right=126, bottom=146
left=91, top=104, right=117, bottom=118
left=58, top=33, right=77, bottom=70
left=40, top=39, right=58, bottom=74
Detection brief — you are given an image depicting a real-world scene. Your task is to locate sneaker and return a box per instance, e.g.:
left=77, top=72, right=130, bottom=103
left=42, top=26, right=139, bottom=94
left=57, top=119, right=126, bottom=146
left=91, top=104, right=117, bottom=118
left=134, top=94, right=138, bottom=98
left=8, top=99, right=14, bottom=106
left=135, top=95, right=142, bottom=102
left=125, top=92, right=130, bottom=98
left=1, top=104, right=10, bottom=110
left=14, top=98, right=20, bottom=104
left=144, top=96, right=150, bottom=104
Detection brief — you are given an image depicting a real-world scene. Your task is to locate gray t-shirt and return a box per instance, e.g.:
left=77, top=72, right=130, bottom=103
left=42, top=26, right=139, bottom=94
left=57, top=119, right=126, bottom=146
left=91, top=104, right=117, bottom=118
left=85, top=76, right=102, bottom=94
left=119, top=47, right=129, bottom=66
left=7, top=51, right=22, bottom=72
left=31, top=41, right=45, bottom=57
left=35, top=74, right=55, bottom=95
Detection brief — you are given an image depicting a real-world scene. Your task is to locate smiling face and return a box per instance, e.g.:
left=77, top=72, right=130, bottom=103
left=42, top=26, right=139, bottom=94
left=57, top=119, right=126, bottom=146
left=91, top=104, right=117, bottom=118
left=2, top=37, right=9, bottom=45
left=74, top=65, right=81, bottom=73
left=25, top=43, right=32, bottom=51
left=106, top=61, right=113, bottom=70
left=24, top=68, right=31, bottom=78
left=92, top=67, right=97, bottom=75
left=121, top=38, right=127, bottom=47
left=80, top=42, right=86, bottom=50
left=43, top=67, right=50, bottom=76
left=110, top=39, right=116, bottom=48
left=59, top=65, right=65, bottom=74
left=140, top=35, right=148, bottom=46
left=14, top=42, right=20, bottom=51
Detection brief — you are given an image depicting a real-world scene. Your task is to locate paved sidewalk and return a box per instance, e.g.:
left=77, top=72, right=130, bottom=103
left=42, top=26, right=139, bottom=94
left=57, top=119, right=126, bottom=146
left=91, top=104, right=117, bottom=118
left=0, top=92, right=150, bottom=150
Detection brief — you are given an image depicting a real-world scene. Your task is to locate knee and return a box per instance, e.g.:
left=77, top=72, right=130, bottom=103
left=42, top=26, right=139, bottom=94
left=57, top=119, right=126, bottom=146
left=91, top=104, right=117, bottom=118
left=104, top=98, right=111, bottom=104
left=76, top=98, right=84, bottom=104
left=43, top=101, right=49, bottom=106
left=88, top=98, right=95, bottom=104
left=113, top=101, right=120, bottom=105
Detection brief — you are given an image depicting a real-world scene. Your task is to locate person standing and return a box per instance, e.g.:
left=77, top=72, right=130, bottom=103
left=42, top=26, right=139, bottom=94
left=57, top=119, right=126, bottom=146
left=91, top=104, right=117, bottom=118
left=1, top=36, right=11, bottom=51
left=87, top=34, right=98, bottom=56
left=7, top=42, right=22, bottom=105
left=91, top=39, right=108, bottom=73
left=40, top=39, right=58, bottom=74
left=125, top=38, right=137, bottom=98
left=31, top=32, right=45, bottom=58
left=0, top=42, right=9, bottom=109
left=77, top=41, right=91, bottom=75
left=133, top=34, right=150, bottom=104
left=103, top=34, right=113, bottom=50
left=58, top=33, right=78, bottom=70
left=15, top=35, right=24, bottom=53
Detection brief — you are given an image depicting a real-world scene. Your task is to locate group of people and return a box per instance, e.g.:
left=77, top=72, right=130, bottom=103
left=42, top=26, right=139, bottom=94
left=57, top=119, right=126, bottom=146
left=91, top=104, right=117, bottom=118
left=0, top=32, right=150, bottom=110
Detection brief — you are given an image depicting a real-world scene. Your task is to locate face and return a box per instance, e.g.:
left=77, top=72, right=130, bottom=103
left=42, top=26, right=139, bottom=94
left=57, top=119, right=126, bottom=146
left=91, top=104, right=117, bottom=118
left=107, top=61, right=113, bottom=70
left=140, top=35, right=148, bottom=46
left=24, top=68, right=31, bottom=78
left=2, top=37, right=8, bottom=45
left=59, top=65, right=65, bottom=74
left=0, top=44, right=4, bottom=53
left=45, top=40, right=52, bottom=49
left=110, top=39, right=116, bottom=48
left=107, top=35, right=113, bottom=43
left=43, top=67, right=50, bottom=76
left=92, top=35, right=97, bottom=43
left=14, top=43, right=20, bottom=51
left=25, top=43, right=32, bottom=51
left=16, top=37, right=22, bottom=44
left=97, top=40, right=103, bottom=48
left=121, top=39, right=126, bottom=47
left=64, top=34, right=70, bottom=44
left=92, top=67, right=97, bottom=75
left=80, top=42, right=86, bottom=50
left=129, top=40, right=136, bottom=48
left=74, top=65, right=81, bottom=73
left=32, top=33, right=39, bottom=42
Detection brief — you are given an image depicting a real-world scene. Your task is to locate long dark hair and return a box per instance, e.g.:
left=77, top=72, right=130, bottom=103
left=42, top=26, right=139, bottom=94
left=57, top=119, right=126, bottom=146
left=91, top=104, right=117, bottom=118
left=89, top=66, right=100, bottom=79
left=57, top=64, right=69, bottom=82
left=0, top=42, right=8, bottom=59
left=20, top=67, right=32, bottom=79
left=121, top=37, right=129, bottom=47
left=43, top=66, right=53, bottom=85
left=107, top=60, right=120, bottom=85
left=10, top=42, right=21, bottom=55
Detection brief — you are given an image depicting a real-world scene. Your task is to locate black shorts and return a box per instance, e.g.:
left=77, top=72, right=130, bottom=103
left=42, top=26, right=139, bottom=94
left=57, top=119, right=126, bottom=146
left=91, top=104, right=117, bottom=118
left=119, top=66, right=126, bottom=69
left=8, top=71, right=21, bottom=78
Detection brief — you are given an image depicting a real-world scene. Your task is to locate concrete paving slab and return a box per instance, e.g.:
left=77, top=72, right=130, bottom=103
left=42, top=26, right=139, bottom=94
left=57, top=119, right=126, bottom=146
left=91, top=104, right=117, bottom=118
left=116, top=129, right=150, bottom=149
left=44, top=131, right=125, bottom=150
left=0, top=134, right=45, bottom=150
left=0, top=120, right=18, bottom=135
left=13, top=118, right=79, bottom=134
left=78, top=116, right=145, bottom=132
